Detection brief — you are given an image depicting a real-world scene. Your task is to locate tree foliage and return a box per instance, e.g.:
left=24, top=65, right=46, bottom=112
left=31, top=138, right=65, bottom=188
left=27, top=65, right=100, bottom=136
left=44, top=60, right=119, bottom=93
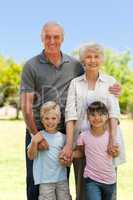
left=0, top=55, right=22, bottom=118
left=103, top=49, right=133, bottom=114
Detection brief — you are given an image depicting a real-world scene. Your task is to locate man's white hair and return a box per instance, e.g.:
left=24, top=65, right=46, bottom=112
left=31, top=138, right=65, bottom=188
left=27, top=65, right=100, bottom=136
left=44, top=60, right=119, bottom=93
left=41, top=21, right=64, bottom=39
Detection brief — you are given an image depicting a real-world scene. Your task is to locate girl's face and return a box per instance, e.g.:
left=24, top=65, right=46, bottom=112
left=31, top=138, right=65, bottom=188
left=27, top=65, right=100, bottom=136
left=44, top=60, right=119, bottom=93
left=88, top=112, right=108, bottom=128
left=41, top=110, right=60, bottom=133
left=83, top=51, right=103, bottom=73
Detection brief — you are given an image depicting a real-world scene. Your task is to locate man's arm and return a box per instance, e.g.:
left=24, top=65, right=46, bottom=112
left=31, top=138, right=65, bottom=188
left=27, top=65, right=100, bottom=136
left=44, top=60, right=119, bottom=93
left=20, top=92, right=49, bottom=149
left=20, top=92, right=38, bottom=134
left=27, top=140, right=38, bottom=160
left=27, top=132, right=45, bottom=160
left=109, top=82, right=121, bottom=97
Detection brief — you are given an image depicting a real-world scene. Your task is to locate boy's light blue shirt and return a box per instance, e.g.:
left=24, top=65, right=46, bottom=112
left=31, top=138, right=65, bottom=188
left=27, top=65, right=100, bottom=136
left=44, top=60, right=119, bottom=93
left=33, top=130, right=67, bottom=185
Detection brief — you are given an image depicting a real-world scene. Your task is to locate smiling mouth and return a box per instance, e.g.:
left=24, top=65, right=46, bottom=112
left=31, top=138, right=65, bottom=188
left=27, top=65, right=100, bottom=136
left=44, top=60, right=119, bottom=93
left=86, top=63, right=97, bottom=67
left=89, top=64, right=97, bottom=67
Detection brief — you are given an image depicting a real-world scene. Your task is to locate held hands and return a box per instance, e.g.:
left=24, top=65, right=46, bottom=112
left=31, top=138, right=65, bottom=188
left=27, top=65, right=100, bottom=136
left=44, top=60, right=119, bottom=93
left=109, top=82, right=121, bottom=97
left=32, top=132, right=49, bottom=150
left=107, top=138, right=119, bottom=157
left=59, top=144, right=73, bottom=166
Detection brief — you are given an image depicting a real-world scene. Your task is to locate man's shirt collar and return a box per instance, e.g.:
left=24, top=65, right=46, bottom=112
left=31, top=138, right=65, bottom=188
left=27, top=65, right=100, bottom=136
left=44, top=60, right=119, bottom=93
left=39, top=50, right=70, bottom=65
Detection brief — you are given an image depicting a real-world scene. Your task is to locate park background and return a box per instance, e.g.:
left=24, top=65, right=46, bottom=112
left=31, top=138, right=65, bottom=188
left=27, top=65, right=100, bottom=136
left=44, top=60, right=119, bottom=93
left=0, top=0, right=133, bottom=199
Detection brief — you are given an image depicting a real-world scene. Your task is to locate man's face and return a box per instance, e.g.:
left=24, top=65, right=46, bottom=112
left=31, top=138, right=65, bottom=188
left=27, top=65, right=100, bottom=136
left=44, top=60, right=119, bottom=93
left=42, top=25, right=64, bottom=54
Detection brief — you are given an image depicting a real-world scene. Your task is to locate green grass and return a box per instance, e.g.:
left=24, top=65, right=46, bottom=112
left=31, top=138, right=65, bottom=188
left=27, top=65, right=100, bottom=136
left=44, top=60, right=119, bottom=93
left=0, top=119, right=133, bottom=200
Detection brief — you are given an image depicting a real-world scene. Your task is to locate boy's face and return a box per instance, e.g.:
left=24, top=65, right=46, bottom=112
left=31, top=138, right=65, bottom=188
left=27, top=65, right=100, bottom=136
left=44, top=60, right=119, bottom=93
left=41, top=110, right=60, bottom=133
left=88, top=112, right=108, bottom=128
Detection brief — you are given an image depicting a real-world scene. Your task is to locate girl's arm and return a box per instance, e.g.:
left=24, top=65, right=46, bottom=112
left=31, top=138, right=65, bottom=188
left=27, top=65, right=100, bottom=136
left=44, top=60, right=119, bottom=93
left=108, top=118, right=119, bottom=156
left=106, top=91, right=120, bottom=156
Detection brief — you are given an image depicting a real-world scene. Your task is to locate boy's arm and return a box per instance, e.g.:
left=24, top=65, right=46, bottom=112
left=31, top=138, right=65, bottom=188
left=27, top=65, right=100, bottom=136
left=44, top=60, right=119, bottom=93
left=27, top=132, right=46, bottom=160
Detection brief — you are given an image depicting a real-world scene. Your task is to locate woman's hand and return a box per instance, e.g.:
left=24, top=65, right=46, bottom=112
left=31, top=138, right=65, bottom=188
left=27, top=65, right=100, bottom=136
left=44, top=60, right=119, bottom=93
left=59, top=144, right=73, bottom=165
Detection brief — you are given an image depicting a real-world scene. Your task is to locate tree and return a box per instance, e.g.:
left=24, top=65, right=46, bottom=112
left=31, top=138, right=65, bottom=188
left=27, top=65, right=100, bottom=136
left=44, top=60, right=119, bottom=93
left=103, top=49, right=133, bottom=114
left=0, top=55, right=22, bottom=119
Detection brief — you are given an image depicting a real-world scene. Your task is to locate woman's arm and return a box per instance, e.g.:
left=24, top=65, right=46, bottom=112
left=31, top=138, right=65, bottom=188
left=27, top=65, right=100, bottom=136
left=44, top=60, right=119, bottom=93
left=59, top=120, right=76, bottom=161
left=66, top=120, right=76, bottom=148
left=60, top=79, right=78, bottom=160
left=107, top=94, right=120, bottom=156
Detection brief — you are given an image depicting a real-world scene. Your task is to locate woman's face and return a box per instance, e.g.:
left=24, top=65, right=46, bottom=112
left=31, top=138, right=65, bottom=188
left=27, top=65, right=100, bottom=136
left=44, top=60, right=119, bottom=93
left=83, top=50, right=103, bottom=73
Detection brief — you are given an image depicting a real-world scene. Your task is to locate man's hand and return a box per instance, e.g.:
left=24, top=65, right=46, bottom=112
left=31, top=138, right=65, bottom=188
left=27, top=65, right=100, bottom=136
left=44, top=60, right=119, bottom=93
left=38, top=139, right=49, bottom=150
left=32, top=132, right=49, bottom=150
left=109, top=82, right=121, bottom=97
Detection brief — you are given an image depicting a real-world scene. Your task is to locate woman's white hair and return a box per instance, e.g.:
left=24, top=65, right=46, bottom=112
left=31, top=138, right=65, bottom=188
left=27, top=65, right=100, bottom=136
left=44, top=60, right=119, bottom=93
left=79, top=42, right=104, bottom=63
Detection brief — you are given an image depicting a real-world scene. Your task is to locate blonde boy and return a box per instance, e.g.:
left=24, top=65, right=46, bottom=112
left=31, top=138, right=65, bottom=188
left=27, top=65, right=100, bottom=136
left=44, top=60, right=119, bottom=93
left=27, top=101, right=70, bottom=200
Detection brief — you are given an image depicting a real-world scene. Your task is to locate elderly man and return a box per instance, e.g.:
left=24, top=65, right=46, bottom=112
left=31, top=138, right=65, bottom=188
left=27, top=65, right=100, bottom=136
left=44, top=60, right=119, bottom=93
left=20, top=21, right=83, bottom=200
left=20, top=21, right=120, bottom=200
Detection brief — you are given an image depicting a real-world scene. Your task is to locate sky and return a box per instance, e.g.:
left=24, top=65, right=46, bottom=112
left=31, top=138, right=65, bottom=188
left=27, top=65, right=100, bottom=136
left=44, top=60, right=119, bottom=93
left=0, top=0, right=132, bottom=64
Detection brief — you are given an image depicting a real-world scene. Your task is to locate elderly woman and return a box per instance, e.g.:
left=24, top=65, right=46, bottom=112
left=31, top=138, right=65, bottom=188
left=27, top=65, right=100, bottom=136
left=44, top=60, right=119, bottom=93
left=61, top=43, right=125, bottom=200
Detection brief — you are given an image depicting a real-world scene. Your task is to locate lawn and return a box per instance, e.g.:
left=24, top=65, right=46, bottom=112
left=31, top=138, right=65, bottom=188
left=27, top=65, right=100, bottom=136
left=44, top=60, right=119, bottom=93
left=0, top=119, right=132, bottom=200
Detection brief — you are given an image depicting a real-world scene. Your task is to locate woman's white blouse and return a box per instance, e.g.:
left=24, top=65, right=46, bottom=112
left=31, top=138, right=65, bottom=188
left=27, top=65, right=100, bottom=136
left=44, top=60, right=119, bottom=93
left=65, top=74, right=126, bottom=166
left=65, top=74, right=120, bottom=122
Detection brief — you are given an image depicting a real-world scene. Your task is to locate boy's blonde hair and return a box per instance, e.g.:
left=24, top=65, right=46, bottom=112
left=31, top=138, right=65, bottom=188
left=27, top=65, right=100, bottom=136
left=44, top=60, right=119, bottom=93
left=40, top=101, right=61, bottom=121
